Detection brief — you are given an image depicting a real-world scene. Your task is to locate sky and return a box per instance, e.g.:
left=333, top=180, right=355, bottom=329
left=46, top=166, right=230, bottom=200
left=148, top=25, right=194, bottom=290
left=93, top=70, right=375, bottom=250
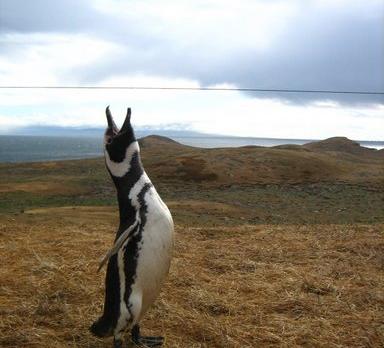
left=0, top=0, right=383, bottom=140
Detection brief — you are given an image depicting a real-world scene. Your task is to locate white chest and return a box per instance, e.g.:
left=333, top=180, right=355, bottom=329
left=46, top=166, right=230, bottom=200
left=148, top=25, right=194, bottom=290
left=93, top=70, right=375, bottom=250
left=132, top=187, right=174, bottom=316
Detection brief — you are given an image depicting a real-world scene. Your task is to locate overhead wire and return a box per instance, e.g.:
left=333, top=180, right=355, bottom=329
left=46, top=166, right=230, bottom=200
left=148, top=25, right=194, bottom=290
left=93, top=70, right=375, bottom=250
left=0, top=85, right=383, bottom=95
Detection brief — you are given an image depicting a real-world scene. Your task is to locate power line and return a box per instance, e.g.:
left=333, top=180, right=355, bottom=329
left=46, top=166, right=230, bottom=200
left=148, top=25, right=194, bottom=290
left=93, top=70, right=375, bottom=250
left=0, top=85, right=383, bottom=95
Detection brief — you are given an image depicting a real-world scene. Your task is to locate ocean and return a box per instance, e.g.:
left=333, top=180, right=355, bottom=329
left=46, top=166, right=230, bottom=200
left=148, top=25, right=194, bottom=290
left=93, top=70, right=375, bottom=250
left=0, top=136, right=102, bottom=163
left=0, top=135, right=383, bottom=163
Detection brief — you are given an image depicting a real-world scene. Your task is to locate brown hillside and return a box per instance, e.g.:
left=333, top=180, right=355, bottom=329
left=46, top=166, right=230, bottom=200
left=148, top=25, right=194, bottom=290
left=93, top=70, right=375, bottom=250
left=139, top=136, right=384, bottom=187
left=304, top=136, right=380, bottom=157
left=138, top=135, right=182, bottom=148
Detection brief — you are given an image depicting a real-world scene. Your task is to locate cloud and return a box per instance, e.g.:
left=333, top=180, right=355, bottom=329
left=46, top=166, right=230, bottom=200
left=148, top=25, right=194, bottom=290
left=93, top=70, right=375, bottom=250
left=0, top=0, right=383, bottom=141
left=0, top=0, right=101, bottom=33
left=0, top=0, right=382, bottom=105
left=0, top=74, right=383, bottom=140
left=0, top=32, right=122, bottom=85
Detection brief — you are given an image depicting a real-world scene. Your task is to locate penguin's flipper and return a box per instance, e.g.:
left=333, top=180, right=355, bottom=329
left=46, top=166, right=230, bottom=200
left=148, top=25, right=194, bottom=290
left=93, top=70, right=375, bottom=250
left=97, top=220, right=139, bottom=272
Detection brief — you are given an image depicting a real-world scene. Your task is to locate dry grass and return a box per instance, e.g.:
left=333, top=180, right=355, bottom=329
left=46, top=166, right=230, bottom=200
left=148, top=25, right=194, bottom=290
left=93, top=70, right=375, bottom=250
left=0, top=137, right=383, bottom=347
left=0, top=208, right=383, bottom=347
left=0, top=181, right=83, bottom=195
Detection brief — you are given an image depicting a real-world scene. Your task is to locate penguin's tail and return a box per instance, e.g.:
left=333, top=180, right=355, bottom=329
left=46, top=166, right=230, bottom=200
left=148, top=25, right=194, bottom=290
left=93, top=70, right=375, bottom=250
left=89, top=315, right=114, bottom=338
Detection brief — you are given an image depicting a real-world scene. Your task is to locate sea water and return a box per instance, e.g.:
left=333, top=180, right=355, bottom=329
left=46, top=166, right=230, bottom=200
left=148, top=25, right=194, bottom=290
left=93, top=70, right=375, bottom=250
left=0, top=135, right=102, bottom=163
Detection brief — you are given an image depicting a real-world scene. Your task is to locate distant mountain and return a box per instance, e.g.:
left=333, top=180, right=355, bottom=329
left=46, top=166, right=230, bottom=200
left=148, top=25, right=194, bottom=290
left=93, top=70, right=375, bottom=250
left=6, top=126, right=104, bottom=137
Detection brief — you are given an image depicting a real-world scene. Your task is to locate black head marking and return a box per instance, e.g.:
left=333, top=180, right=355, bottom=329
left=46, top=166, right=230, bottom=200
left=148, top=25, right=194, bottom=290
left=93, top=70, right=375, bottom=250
left=104, top=106, right=136, bottom=162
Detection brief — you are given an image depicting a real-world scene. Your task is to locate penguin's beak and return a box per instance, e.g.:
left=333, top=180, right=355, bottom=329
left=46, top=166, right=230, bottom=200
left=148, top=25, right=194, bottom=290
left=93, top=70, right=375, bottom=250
left=105, top=106, right=119, bottom=136
left=106, top=105, right=114, bottom=129
left=120, top=107, right=131, bottom=133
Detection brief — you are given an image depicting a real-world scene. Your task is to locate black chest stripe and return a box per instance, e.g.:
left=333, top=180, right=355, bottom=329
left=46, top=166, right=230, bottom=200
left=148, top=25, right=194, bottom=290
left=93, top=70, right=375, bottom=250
left=123, top=182, right=153, bottom=306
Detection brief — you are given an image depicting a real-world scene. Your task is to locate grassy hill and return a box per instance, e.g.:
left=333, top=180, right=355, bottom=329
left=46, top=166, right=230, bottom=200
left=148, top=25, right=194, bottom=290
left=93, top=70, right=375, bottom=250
left=0, top=136, right=383, bottom=347
left=1, top=135, right=383, bottom=224
left=139, top=135, right=384, bottom=185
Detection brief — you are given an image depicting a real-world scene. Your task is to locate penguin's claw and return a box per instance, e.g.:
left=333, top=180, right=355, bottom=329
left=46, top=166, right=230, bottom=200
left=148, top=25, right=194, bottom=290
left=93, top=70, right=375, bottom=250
left=132, top=336, right=164, bottom=347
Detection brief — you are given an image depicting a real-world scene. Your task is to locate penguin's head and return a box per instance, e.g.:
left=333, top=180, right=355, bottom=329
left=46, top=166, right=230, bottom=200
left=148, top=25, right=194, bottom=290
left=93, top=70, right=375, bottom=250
left=104, top=106, right=137, bottom=163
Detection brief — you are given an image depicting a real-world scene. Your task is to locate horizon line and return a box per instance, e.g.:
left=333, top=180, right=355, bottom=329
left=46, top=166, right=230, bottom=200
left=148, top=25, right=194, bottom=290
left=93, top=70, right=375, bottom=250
left=1, top=131, right=383, bottom=143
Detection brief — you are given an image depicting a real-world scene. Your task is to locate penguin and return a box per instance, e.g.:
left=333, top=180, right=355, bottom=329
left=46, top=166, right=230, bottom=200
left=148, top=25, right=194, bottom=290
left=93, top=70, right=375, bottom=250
left=90, top=106, right=174, bottom=348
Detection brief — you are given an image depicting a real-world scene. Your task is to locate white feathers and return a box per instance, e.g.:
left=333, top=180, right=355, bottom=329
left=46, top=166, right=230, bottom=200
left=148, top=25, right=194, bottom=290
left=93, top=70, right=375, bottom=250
left=117, top=172, right=173, bottom=324
left=134, top=190, right=173, bottom=317
left=129, top=172, right=151, bottom=206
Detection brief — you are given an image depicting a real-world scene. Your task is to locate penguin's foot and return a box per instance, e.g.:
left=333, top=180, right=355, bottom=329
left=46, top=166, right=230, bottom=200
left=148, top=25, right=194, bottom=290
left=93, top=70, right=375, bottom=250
left=132, top=336, right=164, bottom=347
left=131, top=325, right=164, bottom=347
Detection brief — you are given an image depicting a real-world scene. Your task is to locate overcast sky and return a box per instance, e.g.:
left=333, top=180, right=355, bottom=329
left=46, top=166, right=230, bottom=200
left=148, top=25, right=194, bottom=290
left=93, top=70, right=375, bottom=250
left=0, top=0, right=383, bottom=140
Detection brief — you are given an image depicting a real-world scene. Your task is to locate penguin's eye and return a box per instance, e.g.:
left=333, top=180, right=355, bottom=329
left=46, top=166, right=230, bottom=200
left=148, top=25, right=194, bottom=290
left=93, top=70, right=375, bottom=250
left=106, top=137, right=112, bottom=144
